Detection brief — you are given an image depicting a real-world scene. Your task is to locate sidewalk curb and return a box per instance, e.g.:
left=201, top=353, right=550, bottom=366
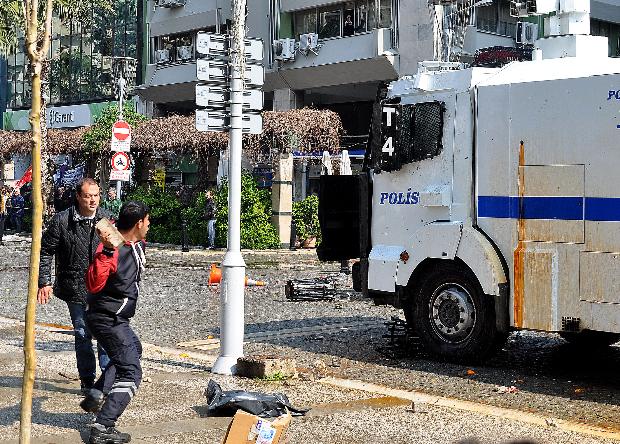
left=319, top=377, right=620, bottom=442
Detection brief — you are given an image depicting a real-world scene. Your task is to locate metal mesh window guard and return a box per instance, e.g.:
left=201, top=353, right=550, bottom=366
left=412, top=101, right=444, bottom=161
left=373, top=101, right=444, bottom=172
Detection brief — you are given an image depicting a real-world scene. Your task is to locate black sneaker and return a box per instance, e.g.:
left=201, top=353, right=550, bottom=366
left=80, top=389, right=105, bottom=413
left=89, top=424, right=131, bottom=444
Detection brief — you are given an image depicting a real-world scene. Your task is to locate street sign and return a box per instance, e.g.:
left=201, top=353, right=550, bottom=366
left=242, top=89, right=263, bottom=111
left=197, top=59, right=228, bottom=83
left=242, top=113, right=263, bottom=134
left=196, top=109, right=229, bottom=132
left=197, top=33, right=263, bottom=61
left=110, top=170, right=131, bottom=181
left=196, top=32, right=228, bottom=57
left=152, top=168, right=166, bottom=191
left=111, top=120, right=131, bottom=152
left=196, top=85, right=228, bottom=108
left=111, top=151, right=130, bottom=171
left=245, top=64, right=264, bottom=87
left=244, top=38, right=264, bottom=61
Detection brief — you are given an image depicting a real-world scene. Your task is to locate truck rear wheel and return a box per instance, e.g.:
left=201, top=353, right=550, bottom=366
left=408, top=262, right=499, bottom=363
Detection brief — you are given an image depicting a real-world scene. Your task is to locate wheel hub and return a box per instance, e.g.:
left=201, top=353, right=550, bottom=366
left=430, top=285, right=476, bottom=343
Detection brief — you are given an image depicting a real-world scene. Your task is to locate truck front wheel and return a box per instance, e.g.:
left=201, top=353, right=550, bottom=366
left=408, top=262, right=499, bottom=363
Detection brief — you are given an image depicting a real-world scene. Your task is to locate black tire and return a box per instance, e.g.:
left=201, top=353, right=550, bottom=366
left=560, top=330, right=620, bottom=348
left=406, top=262, right=500, bottom=363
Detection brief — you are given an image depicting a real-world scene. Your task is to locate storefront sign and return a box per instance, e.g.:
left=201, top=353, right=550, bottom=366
left=2, top=101, right=115, bottom=130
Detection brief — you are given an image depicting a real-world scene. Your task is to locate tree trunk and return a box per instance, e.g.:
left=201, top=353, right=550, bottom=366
left=20, top=61, right=43, bottom=444
left=21, top=1, right=53, bottom=441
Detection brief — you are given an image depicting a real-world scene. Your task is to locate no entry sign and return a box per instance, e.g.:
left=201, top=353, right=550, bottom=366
left=111, top=120, right=131, bottom=152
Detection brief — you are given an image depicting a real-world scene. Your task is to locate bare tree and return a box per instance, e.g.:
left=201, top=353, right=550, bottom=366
left=20, top=0, right=53, bottom=441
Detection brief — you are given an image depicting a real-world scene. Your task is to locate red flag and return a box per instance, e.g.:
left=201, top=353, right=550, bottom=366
left=15, top=166, right=33, bottom=189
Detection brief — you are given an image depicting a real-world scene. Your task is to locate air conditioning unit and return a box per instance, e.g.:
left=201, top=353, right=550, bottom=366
left=155, top=49, right=170, bottom=64
left=516, top=22, right=539, bottom=45
left=273, top=38, right=296, bottom=61
left=299, top=33, right=319, bottom=52
left=158, top=0, right=186, bottom=7
left=177, top=45, right=193, bottom=61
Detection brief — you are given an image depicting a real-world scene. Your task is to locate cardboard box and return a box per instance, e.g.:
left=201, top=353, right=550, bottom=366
left=222, top=410, right=291, bottom=444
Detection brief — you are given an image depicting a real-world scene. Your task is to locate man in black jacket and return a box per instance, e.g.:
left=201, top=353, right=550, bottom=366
left=38, top=177, right=111, bottom=394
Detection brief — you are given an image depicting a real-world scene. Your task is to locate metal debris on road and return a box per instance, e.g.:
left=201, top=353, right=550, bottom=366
left=285, top=277, right=355, bottom=301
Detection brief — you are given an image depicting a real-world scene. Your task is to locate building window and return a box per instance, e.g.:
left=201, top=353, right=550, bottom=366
left=7, top=0, right=139, bottom=110
left=154, top=32, right=194, bottom=64
left=294, top=8, right=318, bottom=37
left=591, top=19, right=620, bottom=57
left=318, top=6, right=342, bottom=39
left=475, top=0, right=517, bottom=37
left=292, top=0, right=392, bottom=41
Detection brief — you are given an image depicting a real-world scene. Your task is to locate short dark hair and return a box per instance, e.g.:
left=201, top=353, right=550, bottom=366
left=76, top=178, right=99, bottom=195
left=116, top=201, right=149, bottom=231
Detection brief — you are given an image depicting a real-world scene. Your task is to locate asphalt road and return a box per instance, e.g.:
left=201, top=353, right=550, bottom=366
left=1, top=236, right=618, bottom=435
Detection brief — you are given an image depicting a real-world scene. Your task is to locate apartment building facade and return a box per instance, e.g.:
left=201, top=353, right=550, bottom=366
left=1, top=0, right=145, bottom=184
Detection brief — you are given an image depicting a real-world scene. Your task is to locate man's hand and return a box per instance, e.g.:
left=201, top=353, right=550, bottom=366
left=37, top=286, right=53, bottom=304
left=96, top=226, right=116, bottom=250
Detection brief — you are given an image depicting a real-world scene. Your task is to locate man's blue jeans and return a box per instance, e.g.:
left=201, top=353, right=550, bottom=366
left=67, top=302, right=110, bottom=385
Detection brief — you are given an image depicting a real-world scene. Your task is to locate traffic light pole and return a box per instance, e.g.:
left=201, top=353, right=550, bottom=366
left=211, top=0, right=247, bottom=375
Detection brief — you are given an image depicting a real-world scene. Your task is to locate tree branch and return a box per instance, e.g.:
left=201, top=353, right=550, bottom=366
left=38, top=0, right=53, bottom=58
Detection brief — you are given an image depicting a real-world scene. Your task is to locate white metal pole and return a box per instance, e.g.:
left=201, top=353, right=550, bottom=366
left=212, top=0, right=247, bottom=375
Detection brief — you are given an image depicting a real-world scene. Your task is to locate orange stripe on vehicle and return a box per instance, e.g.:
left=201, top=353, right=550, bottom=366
left=513, top=141, right=526, bottom=328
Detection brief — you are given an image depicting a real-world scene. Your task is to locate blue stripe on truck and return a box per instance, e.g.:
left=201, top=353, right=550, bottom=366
left=477, top=196, right=620, bottom=221
left=478, top=196, right=584, bottom=220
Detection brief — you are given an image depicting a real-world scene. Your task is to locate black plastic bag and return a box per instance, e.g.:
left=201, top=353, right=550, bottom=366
left=204, top=379, right=309, bottom=418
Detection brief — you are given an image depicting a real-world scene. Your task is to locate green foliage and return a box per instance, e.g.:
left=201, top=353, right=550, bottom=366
left=126, top=186, right=182, bottom=245
left=293, top=194, right=320, bottom=242
left=215, top=174, right=280, bottom=250
left=126, top=175, right=280, bottom=249
left=82, top=103, right=147, bottom=154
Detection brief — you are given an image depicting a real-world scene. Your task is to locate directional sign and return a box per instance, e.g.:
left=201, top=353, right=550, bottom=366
left=196, top=109, right=229, bottom=133
left=111, top=151, right=130, bottom=171
left=196, top=32, right=228, bottom=57
left=242, top=113, right=263, bottom=134
left=245, top=64, right=264, bottom=87
left=196, top=85, right=228, bottom=108
left=242, top=89, right=263, bottom=111
left=111, top=120, right=131, bottom=152
left=197, top=59, right=228, bottom=83
left=244, top=38, right=264, bottom=61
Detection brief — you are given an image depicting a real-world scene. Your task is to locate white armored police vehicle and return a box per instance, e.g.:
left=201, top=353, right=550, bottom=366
left=318, top=0, right=620, bottom=362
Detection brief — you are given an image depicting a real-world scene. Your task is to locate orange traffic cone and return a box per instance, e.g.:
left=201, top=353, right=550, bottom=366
left=208, top=263, right=222, bottom=285
left=207, top=263, right=267, bottom=287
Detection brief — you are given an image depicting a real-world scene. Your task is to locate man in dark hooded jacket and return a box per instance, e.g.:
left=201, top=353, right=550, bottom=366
left=38, top=177, right=111, bottom=393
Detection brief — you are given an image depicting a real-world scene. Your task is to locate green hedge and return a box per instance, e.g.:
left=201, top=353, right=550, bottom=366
left=127, top=174, right=279, bottom=249
left=215, top=174, right=280, bottom=249
left=292, top=194, right=320, bottom=243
